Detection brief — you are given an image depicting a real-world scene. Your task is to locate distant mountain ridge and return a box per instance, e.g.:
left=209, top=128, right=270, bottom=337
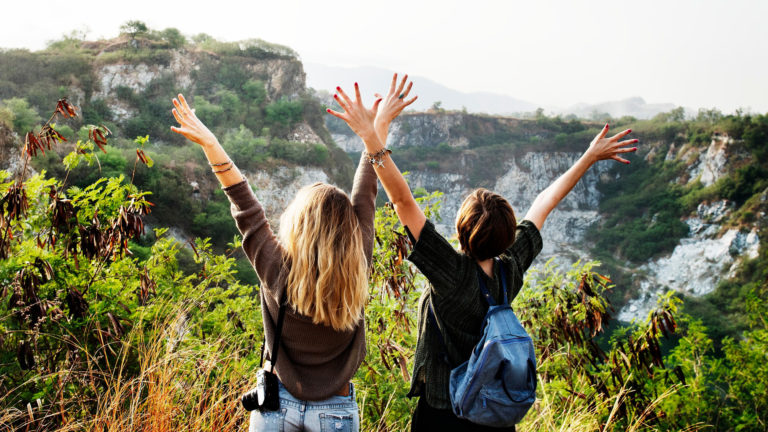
left=305, top=63, right=676, bottom=120
left=558, top=97, right=677, bottom=120
left=304, top=63, right=538, bottom=115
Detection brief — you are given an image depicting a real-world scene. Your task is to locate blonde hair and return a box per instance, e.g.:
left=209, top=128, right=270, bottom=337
left=278, top=183, right=368, bottom=331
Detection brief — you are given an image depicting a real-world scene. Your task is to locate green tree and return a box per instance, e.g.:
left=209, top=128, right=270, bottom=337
left=159, top=27, right=186, bottom=48
left=0, top=97, right=41, bottom=133
left=120, top=20, right=149, bottom=40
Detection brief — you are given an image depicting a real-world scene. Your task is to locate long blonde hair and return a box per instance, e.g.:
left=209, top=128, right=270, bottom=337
left=278, top=183, right=368, bottom=331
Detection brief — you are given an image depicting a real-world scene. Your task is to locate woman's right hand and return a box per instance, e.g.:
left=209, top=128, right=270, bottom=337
left=171, top=94, right=218, bottom=148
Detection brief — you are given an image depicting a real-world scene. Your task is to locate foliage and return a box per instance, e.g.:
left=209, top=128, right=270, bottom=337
left=0, top=98, right=42, bottom=134
left=119, top=20, right=149, bottom=40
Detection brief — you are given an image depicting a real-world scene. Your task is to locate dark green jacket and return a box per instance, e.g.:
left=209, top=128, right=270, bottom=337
left=405, top=219, right=543, bottom=409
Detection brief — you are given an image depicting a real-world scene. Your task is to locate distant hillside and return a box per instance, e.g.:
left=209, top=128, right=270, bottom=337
left=558, top=97, right=677, bottom=120
left=304, top=63, right=538, bottom=115
left=306, top=63, right=677, bottom=120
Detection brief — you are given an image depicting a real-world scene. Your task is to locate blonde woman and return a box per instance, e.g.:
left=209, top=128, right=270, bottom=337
left=329, top=76, right=637, bottom=430
left=171, top=92, right=395, bottom=432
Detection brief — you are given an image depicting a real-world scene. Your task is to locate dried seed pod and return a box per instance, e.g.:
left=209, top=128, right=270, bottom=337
left=17, top=340, right=35, bottom=370
left=65, top=287, right=88, bottom=319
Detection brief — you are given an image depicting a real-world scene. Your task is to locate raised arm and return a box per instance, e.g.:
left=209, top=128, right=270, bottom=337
left=327, top=78, right=428, bottom=239
left=170, top=94, right=284, bottom=298
left=170, top=94, right=244, bottom=187
left=524, top=124, right=638, bottom=230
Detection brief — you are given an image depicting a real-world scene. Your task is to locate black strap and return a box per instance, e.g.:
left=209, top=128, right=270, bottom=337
left=260, top=291, right=288, bottom=372
left=428, top=258, right=509, bottom=366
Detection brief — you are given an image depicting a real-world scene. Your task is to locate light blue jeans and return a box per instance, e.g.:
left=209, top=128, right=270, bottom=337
left=249, top=381, right=359, bottom=432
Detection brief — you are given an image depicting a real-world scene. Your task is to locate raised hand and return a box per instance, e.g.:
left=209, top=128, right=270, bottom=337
left=585, top=124, right=639, bottom=164
left=170, top=94, right=218, bottom=148
left=327, top=83, right=382, bottom=143
left=374, top=73, right=418, bottom=137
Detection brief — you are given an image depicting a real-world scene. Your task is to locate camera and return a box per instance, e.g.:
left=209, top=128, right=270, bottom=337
left=241, top=368, right=280, bottom=412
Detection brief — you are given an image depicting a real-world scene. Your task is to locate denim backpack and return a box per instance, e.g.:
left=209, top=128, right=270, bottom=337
left=428, top=260, right=537, bottom=427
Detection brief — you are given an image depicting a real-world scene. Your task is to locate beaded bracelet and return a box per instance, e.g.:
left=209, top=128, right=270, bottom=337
left=212, top=162, right=234, bottom=173
left=365, top=148, right=392, bottom=168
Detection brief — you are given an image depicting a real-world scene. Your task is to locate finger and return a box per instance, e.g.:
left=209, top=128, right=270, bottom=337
left=178, top=94, right=192, bottom=113
left=611, top=155, right=630, bottom=164
left=401, top=81, right=413, bottom=98
left=597, top=123, right=610, bottom=140
left=374, top=93, right=383, bottom=99
left=326, top=108, right=348, bottom=121
left=389, top=73, right=398, bottom=94
left=354, top=82, right=362, bottom=104
left=170, top=125, right=184, bottom=135
left=172, top=98, right=183, bottom=113
left=615, top=146, right=638, bottom=154
left=172, top=108, right=184, bottom=124
left=403, top=95, right=418, bottom=108
left=395, top=74, right=408, bottom=95
left=615, top=138, right=639, bottom=148
left=609, top=128, right=632, bottom=141
left=336, top=86, right=353, bottom=107
left=333, top=94, right=349, bottom=111
left=372, top=97, right=382, bottom=114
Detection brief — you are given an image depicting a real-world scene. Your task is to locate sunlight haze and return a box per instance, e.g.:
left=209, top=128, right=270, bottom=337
left=2, top=0, right=766, bottom=113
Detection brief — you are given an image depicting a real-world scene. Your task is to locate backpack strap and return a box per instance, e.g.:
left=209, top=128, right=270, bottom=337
left=477, top=258, right=508, bottom=307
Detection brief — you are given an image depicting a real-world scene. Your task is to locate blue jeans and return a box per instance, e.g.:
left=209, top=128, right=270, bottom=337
left=249, top=381, right=359, bottom=432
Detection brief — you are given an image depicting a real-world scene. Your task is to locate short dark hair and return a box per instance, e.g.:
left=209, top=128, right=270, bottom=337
left=455, top=189, right=517, bottom=261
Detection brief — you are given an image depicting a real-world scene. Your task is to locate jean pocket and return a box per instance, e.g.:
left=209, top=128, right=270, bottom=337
left=319, top=412, right=354, bottom=432
left=249, top=407, right=287, bottom=432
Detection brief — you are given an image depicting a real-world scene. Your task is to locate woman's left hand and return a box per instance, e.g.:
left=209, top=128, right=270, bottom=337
left=374, top=73, right=418, bottom=134
left=327, top=83, right=381, bottom=142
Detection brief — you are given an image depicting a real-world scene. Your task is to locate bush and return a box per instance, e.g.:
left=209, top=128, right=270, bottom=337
left=0, top=97, right=41, bottom=133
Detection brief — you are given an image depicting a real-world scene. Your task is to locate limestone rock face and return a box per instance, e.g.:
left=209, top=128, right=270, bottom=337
left=92, top=50, right=306, bottom=123
left=0, top=123, right=24, bottom=175
left=244, top=166, right=330, bottom=226
left=687, top=136, right=749, bottom=186
left=387, top=113, right=470, bottom=149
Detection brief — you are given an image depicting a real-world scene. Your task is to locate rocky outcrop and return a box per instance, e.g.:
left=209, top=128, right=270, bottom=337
left=686, top=136, right=750, bottom=186
left=618, top=200, right=760, bottom=321
left=0, top=123, right=23, bottom=175
left=244, top=166, right=329, bottom=225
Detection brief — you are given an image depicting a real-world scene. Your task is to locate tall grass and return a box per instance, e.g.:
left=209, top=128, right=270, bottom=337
left=1, top=303, right=253, bottom=432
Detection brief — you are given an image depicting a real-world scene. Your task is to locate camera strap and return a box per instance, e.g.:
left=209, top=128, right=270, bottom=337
left=260, top=290, right=288, bottom=373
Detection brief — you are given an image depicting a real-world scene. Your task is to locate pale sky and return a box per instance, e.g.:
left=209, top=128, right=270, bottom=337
left=2, top=0, right=767, bottom=113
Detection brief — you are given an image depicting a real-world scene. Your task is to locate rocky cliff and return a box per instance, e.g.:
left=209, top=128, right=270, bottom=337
left=330, top=115, right=762, bottom=322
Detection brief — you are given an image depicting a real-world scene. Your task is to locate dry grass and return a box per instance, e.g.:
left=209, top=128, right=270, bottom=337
left=1, top=307, right=253, bottom=432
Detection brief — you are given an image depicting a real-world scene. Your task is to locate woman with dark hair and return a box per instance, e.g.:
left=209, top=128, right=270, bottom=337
left=171, top=92, right=394, bottom=432
left=328, top=75, right=637, bottom=431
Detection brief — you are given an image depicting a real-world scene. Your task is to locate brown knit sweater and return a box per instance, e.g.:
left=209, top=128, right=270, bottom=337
left=222, top=154, right=377, bottom=401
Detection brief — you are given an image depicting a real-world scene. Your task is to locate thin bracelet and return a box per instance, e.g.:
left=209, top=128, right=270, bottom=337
left=209, top=160, right=231, bottom=167
left=364, top=148, right=392, bottom=168
left=212, top=164, right=234, bottom=174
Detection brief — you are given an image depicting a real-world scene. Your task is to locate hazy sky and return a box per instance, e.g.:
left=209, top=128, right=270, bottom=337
left=2, top=0, right=767, bottom=113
